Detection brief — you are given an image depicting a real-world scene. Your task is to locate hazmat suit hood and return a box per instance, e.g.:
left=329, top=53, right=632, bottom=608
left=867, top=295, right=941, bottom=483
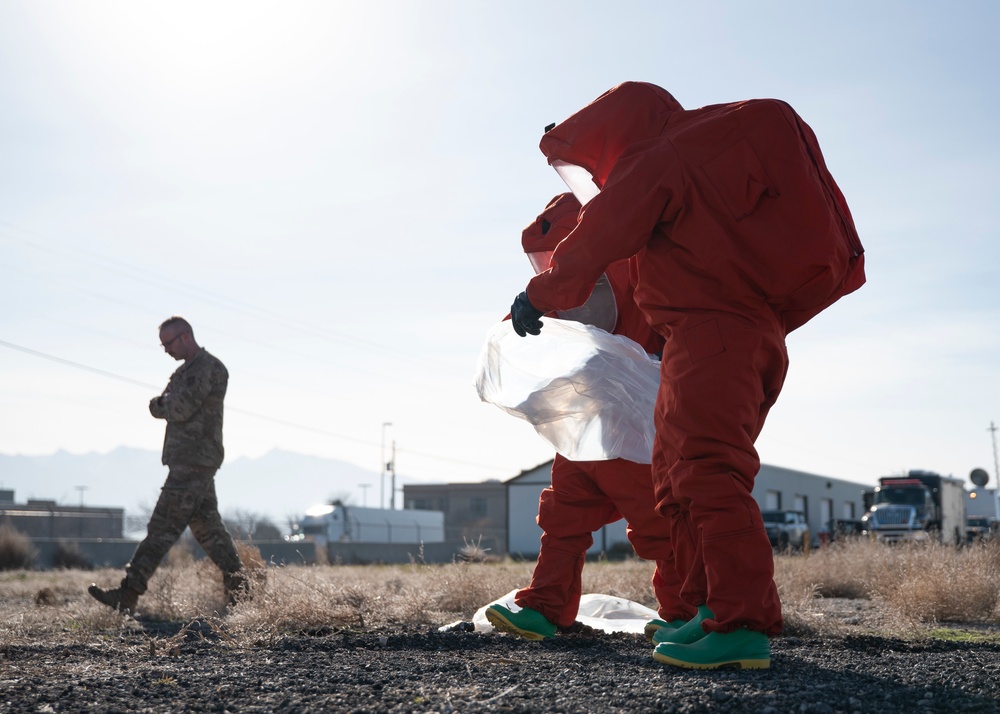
left=521, top=192, right=581, bottom=272
left=540, top=82, right=683, bottom=194
left=521, top=193, right=618, bottom=333
left=529, top=81, right=864, bottom=337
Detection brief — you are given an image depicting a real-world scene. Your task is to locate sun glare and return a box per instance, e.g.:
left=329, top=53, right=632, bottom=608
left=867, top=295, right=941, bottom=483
left=35, top=1, right=387, bottom=101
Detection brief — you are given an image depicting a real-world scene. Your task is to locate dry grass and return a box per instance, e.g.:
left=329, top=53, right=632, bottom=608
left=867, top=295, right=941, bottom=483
left=3, top=539, right=998, bottom=648
left=775, top=538, right=1000, bottom=635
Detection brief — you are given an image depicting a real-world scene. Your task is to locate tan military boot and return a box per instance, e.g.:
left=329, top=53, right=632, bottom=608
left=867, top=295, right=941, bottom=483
left=88, top=584, right=139, bottom=614
left=224, top=571, right=252, bottom=607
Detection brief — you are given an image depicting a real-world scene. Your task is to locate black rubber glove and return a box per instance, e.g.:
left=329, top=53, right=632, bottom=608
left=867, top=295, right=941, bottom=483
left=510, top=291, right=544, bottom=337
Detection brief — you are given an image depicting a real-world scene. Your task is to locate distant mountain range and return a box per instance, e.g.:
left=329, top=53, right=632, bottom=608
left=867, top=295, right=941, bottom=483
left=0, top=447, right=427, bottom=535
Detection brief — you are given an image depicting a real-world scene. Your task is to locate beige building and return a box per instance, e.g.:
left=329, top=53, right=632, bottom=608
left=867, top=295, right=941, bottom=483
left=403, top=479, right=507, bottom=555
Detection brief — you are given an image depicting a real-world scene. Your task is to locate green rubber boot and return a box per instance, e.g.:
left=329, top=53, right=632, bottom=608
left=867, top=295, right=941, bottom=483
left=643, top=618, right=687, bottom=643
left=653, top=604, right=714, bottom=644
left=653, top=628, right=771, bottom=670
left=485, top=604, right=557, bottom=641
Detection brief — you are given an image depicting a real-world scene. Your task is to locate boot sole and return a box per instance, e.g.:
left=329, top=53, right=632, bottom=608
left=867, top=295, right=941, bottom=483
left=652, top=650, right=770, bottom=670
left=643, top=622, right=664, bottom=642
left=485, top=609, right=554, bottom=641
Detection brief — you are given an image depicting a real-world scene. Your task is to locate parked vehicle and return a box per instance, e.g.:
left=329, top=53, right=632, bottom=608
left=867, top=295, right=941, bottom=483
left=287, top=501, right=445, bottom=548
left=761, top=510, right=809, bottom=550
left=860, top=470, right=966, bottom=544
left=966, top=515, right=994, bottom=544
left=828, top=518, right=865, bottom=542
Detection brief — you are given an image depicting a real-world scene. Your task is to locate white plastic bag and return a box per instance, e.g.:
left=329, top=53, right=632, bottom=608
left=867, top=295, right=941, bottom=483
left=440, top=589, right=658, bottom=635
left=475, top=318, right=660, bottom=463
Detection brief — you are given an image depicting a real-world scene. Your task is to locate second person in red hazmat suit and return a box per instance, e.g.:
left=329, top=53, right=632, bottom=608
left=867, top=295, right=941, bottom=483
left=509, top=82, right=865, bottom=669
left=486, top=193, right=693, bottom=641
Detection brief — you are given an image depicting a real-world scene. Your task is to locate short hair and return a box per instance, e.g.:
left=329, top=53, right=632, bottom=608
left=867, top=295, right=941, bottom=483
left=159, top=316, right=193, bottom=336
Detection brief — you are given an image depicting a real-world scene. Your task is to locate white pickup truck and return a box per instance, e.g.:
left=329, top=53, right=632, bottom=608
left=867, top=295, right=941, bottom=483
left=761, top=510, right=809, bottom=551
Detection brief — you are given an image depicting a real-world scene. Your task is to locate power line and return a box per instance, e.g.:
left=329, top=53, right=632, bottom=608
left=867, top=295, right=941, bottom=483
left=0, top=338, right=510, bottom=474
left=0, top=220, right=475, bottom=412
left=0, top=220, right=449, bottom=373
left=0, top=339, right=157, bottom=389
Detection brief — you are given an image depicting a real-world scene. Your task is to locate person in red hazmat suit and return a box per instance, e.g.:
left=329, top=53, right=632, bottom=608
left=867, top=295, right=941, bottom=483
left=509, top=82, right=865, bottom=669
left=485, top=193, right=694, bottom=641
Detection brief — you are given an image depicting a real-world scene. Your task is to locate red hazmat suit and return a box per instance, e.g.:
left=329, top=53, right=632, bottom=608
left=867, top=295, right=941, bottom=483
left=512, top=193, right=692, bottom=629
left=525, top=82, right=865, bottom=636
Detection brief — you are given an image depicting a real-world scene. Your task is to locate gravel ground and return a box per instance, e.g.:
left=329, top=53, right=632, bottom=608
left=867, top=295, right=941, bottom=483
left=2, top=617, right=998, bottom=713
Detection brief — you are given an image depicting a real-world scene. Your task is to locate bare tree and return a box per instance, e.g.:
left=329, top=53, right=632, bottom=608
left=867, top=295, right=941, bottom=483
left=252, top=517, right=282, bottom=541
left=124, top=501, right=155, bottom=538
left=328, top=492, right=353, bottom=506
left=285, top=511, right=302, bottom=538
left=223, top=509, right=261, bottom=541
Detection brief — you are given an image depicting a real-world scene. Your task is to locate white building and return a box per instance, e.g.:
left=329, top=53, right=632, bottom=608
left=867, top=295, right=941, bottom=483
left=754, top=463, right=870, bottom=538
left=506, top=461, right=629, bottom=557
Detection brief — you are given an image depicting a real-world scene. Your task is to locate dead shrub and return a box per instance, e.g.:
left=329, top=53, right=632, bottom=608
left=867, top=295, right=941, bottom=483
left=773, top=537, right=1000, bottom=632
left=458, top=536, right=495, bottom=563
left=235, top=540, right=265, bottom=571
left=775, top=540, right=872, bottom=601
left=428, top=561, right=531, bottom=617
left=34, top=587, right=57, bottom=607
left=234, top=540, right=267, bottom=589
left=870, top=541, right=1000, bottom=624
left=0, top=523, right=36, bottom=570
left=224, top=564, right=387, bottom=640
left=336, top=585, right=370, bottom=628
left=53, top=541, right=93, bottom=570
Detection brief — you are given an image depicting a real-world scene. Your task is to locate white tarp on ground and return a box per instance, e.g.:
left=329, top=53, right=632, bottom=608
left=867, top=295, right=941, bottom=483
left=475, top=319, right=661, bottom=464
left=440, top=590, right=658, bottom=635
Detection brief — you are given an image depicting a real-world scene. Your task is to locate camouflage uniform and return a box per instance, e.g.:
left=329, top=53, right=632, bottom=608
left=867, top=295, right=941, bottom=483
left=124, top=348, right=245, bottom=596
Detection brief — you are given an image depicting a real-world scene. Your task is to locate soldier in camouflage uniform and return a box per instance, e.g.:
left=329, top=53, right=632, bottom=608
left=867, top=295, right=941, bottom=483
left=89, top=317, right=249, bottom=614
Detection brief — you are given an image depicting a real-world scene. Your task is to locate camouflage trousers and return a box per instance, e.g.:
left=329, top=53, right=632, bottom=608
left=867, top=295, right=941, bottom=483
left=124, top=465, right=244, bottom=595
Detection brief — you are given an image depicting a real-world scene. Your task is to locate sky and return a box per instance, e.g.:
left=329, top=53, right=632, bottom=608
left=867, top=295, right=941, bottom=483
left=2, top=0, right=999, bottom=508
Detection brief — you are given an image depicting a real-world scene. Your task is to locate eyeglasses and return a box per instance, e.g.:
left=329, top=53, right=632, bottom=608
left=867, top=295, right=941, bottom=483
left=161, top=333, right=185, bottom=349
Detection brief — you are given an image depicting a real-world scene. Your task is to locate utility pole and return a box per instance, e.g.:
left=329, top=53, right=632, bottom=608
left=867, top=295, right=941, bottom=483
left=389, top=439, right=397, bottom=510
left=75, top=485, right=87, bottom=538
left=381, top=422, right=392, bottom=509
left=359, top=484, right=371, bottom=507
left=990, top=421, right=999, bottom=484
